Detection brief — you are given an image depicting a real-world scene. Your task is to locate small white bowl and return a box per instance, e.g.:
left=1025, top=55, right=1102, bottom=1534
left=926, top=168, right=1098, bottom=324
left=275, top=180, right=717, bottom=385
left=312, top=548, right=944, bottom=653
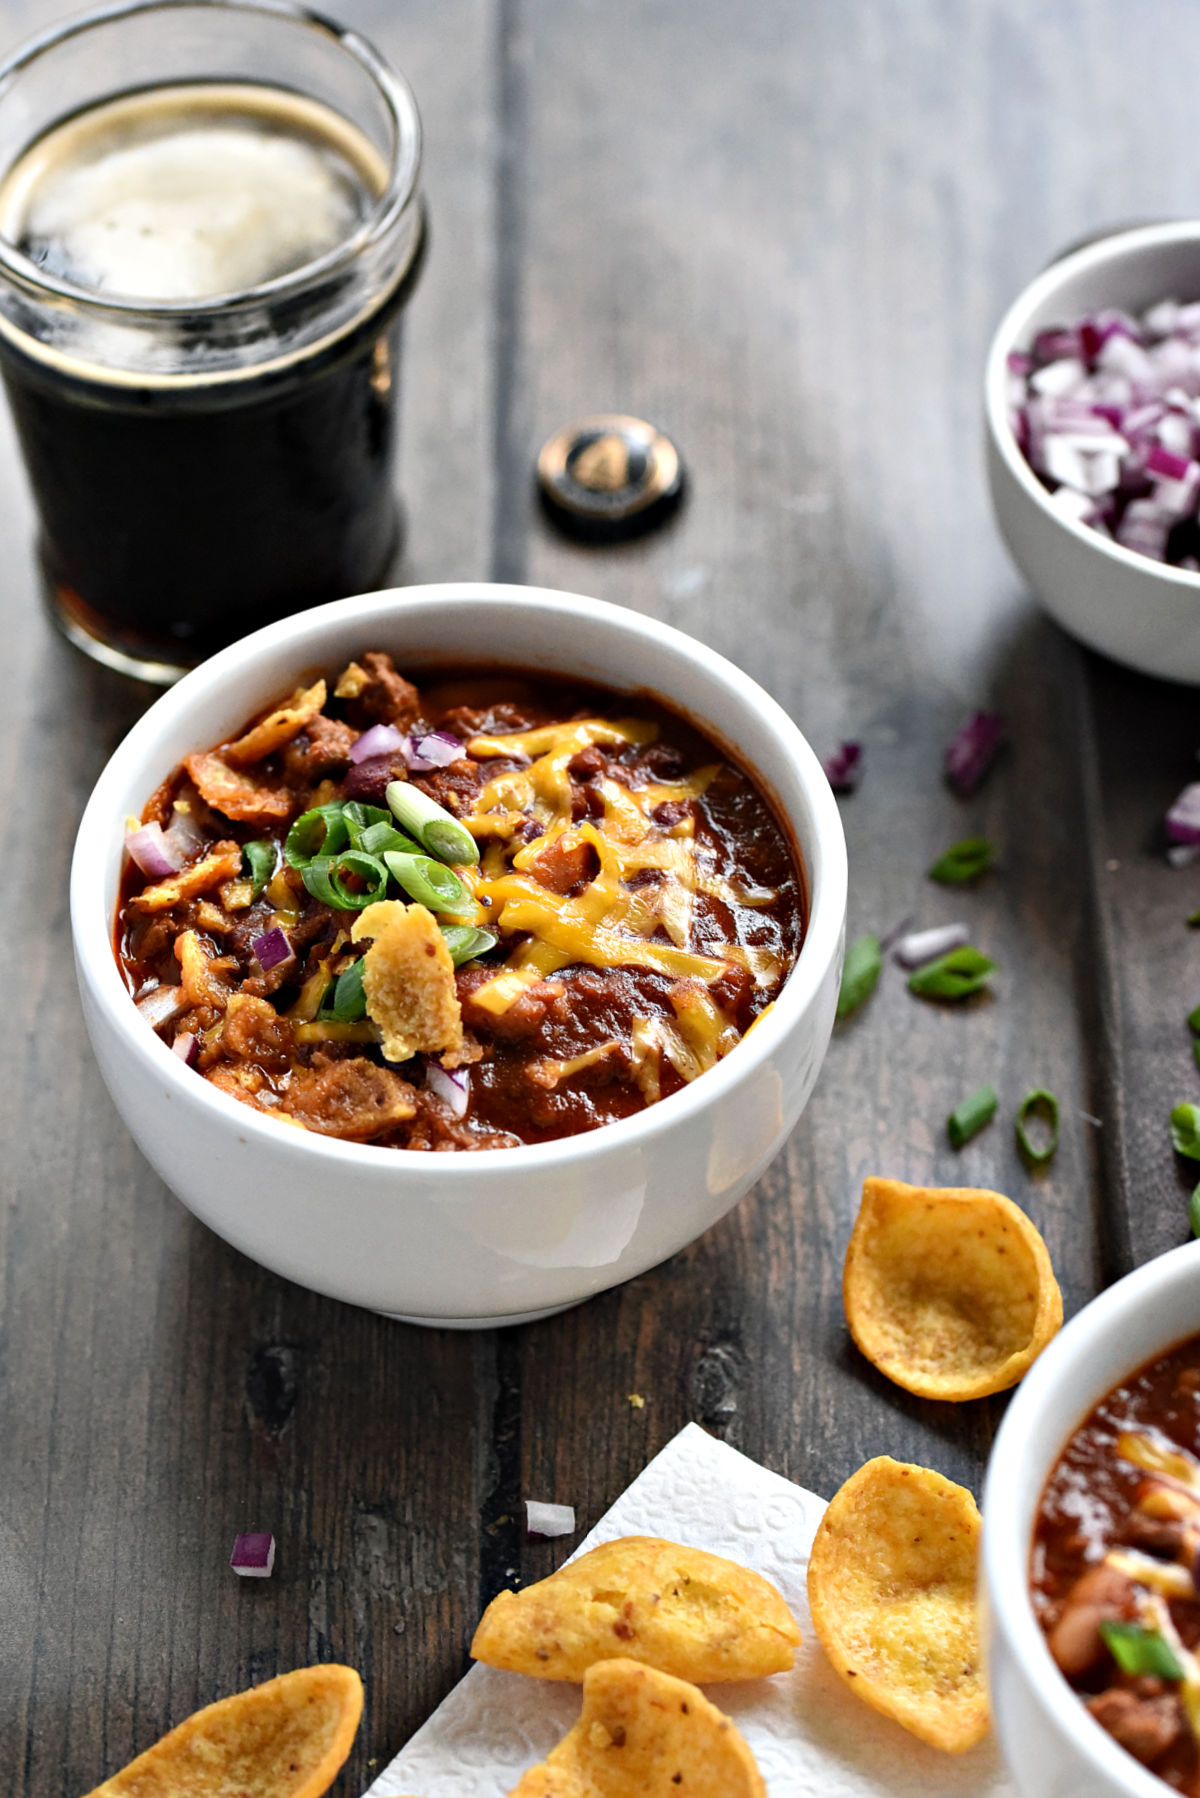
left=982, top=1240, right=1200, bottom=1798
left=985, top=221, right=1200, bottom=684
left=70, top=582, right=847, bottom=1326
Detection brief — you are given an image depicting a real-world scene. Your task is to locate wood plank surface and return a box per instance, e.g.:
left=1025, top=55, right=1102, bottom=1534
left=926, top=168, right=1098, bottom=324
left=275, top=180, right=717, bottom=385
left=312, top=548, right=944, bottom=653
left=5, top=1, right=1200, bottom=1793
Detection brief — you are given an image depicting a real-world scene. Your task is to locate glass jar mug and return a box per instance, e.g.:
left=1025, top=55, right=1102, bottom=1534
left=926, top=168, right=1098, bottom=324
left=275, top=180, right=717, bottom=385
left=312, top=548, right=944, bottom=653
left=0, top=0, right=424, bottom=681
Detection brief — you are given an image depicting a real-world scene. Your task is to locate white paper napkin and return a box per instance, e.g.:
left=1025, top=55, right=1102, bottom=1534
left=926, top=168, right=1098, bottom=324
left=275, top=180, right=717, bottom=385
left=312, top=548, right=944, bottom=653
left=365, top=1421, right=1014, bottom=1798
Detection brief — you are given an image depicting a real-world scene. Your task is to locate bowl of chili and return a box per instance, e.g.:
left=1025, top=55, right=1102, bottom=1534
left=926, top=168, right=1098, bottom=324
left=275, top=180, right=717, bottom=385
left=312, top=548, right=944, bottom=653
left=982, top=1240, right=1200, bottom=1798
left=71, top=582, right=847, bottom=1325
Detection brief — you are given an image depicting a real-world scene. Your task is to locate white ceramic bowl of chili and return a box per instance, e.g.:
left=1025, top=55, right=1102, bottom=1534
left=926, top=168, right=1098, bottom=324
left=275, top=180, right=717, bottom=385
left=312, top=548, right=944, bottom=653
left=982, top=1239, right=1200, bottom=1798
left=985, top=221, right=1200, bottom=684
left=70, top=582, right=847, bottom=1326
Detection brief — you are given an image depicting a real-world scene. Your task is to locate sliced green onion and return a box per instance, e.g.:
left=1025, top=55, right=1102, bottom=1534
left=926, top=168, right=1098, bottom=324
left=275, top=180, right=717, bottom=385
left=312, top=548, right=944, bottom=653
left=1190, top=1184, right=1200, bottom=1239
left=342, top=801, right=391, bottom=836
left=241, top=839, right=277, bottom=897
left=1099, top=1620, right=1184, bottom=1681
left=383, top=850, right=468, bottom=913
left=837, top=933, right=882, bottom=1020
left=947, top=1083, right=997, bottom=1149
left=285, top=803, right=349, bottom=869
left=387, top=779, right=480, bottom=866
left=1193, top=1040, right=1200, bottom=1074
left=1171, top=1102, right=1200, bottom=1161
left=1190, top=908, right=1200, bottom=928
left=1016, top=1088, right=1060, bottom=1164
left=907, top=945, right=995, bottom=1000
left=439, top=924, right=500, bottom=967
left=356, top=819, right=421, bottom=859
left=928, top=837, right=996, bottom=885
left=319, top=957, right=368, bottom=1022
left=1189, top=1004, right=1200, bottom=1035
left=302, top=850, right=389, bottom=911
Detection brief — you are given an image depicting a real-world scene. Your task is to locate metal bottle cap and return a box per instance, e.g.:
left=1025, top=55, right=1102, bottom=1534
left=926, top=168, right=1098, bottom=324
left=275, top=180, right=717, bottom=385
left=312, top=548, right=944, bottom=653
left=536, top=414, right=684, bottom=540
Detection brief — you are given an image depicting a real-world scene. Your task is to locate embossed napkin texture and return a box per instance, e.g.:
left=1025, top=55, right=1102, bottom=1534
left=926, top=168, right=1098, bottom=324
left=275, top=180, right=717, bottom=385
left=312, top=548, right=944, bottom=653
left=365, top=1420, right=1014, bottom=1798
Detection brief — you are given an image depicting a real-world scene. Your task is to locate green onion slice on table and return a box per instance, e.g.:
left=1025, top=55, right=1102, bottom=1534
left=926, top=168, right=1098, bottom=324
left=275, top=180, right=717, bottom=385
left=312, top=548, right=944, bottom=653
left=1016, top=1088, right=1060, bottom=1164
left=907, top=945, right=995, bottom=1000
left=1171, top=1102, right=1200, bottom=1161
left=387, top=780, right=480, bottom=866
left=383, top=851, right=469, bottom=914
left=837, top=933, right=882, bottom=1019
left=302, top=850, right=389, bottom=911
left=947, top=1083, right=997, bottom=1149
left=1190, top=1184, right=1200, bottom=1240
left=1099, top=1621, right=1184, bottom=1681
left=928, top=837, right=996, bottom=885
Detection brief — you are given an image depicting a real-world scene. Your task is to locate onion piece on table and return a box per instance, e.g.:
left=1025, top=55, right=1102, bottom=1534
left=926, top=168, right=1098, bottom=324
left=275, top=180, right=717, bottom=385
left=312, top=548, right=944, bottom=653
left=525, top=1500, right=576, bottom=1538
left=945, top=712, right=1005, bottom=796
left=893, top=922, right=970, bottom=969
left=1167, top=782, right=1200, bottom=846
left=822, top=741, right=863, bottom=793
left=229, top=1532, right=275, bottom=1577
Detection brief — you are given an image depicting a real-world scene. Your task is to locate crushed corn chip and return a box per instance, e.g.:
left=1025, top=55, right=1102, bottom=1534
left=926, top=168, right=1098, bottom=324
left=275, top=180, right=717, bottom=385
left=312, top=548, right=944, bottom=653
left=352, top=900, right=463, bottom=1062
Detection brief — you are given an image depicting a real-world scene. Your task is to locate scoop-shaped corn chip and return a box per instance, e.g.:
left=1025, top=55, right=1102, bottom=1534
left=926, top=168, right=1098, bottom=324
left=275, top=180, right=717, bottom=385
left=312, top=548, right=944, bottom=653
left=471, top=1534, right=800, bottom=1683
left=81, top=1664, right=363, bottom=1798
left=843, top=1177, right=1062, bottom=1400
left=807, top=1457, right=988, bottom=1753
left=506, top=1657, right=765, bottom=1797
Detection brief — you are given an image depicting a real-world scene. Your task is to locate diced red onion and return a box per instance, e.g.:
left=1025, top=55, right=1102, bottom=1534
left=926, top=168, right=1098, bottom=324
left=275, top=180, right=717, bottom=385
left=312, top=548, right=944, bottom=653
left=945, top=711, right=1005, bottom=796
left=878, top=913, right=914, bottom=954
left=172, top=1032, right=199, bottom=1067
left=251, top=926, right=293, bottom=972
left=893, top=922, right=970, bottom=969
left=1166, top=782, right=1200, bottom=845
left=404, top=730, right=463, bottom=772
left=1167, top=843, right=1200, bottom=868
left=163, top=805, right=205, bottom=861
left=427, top=1062, right=470, bottom=1117
left=349, top=722, right=408, bottom=765
left=135, top=984, right=188, bottom=1029
left=124, top=820, right=184, bottom=880
left=229, top=1532, right=275, bottom=1577
left=1009, top=299, right=1200, bottom=570
left=525, top=1500, right=575, bottom=1538
left=822, top=741, right=863, bottom=793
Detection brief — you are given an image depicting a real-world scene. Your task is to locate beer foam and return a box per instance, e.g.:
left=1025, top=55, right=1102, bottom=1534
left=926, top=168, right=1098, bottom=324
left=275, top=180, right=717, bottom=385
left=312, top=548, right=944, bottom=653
left=4, top=86, right=377, bottom=302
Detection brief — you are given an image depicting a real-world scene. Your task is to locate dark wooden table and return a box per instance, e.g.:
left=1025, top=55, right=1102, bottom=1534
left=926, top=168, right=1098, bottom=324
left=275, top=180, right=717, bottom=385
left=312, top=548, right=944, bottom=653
left=7, top=2, right=1200, bottom=1790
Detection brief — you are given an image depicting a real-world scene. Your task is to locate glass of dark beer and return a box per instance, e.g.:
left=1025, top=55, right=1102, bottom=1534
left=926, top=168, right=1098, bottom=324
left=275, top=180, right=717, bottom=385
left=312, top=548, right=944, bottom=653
left=0, top=0, right=424, bottom=681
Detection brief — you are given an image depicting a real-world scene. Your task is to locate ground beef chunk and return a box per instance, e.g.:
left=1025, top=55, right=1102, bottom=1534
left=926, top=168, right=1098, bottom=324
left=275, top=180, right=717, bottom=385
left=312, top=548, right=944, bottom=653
left=439, top=700, right=542, bottom=738
left=567, top=745, right=606, bottom=780
left=628, top=742, right=687, bottom=783
left=402, top=1090, right=521, bottom=1152
left=282, top=714, right=357, bottom=782
left=412, top=761, right=487, bottom=816
left=281, top=1059, right=417, bottom=1140
left=1087, top=1689, right=1185, bottom=1765
left=652, top=798, right=693, bottom=829
left=340, top=652, right=419, bottom=726
left=570, top=781, right=606, bottom=821
left=710, top=960, right=753, bottom=1019
left=1048, top=1564, right=1137, bottom=1677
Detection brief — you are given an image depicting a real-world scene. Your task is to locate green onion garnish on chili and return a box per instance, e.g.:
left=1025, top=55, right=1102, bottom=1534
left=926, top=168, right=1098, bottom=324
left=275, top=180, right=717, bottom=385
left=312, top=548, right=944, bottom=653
left=439, top=924, right=500, bottom=967
left=947, top=1083, right=997, bottom=1149
left=383, top=851, right=469, bottom=914
left=1171, top=1102, right=1200, bottom=1161
left=241, top=838, right=276, bottom=897
left=319, top=957, right=368, bottom=1022
left=355, top=819, right=421, bottom=859
left=302, top=850, right=389, bottom=911
left=837, top=933, right=882, bottom=1020
left=928, top=837, right=996, bottom=885
left=907, top=945, right=995, bottom=1000
left=386, top=779, right=480, bottom=866
left=285, top=802, right=350, bottom=869
left=1016, top=1088, right=1059, bottom=1165
left=1099, top=1620, right=1184, bottom=1682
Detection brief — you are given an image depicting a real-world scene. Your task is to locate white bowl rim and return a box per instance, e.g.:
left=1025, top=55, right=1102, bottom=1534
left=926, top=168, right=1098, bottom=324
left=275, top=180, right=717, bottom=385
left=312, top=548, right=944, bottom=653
left=72, top=580, right=848, bottom=1185
left=982, top=1238, right=1200, bottom=1798
left=984, top=219, right=1200, bottom=596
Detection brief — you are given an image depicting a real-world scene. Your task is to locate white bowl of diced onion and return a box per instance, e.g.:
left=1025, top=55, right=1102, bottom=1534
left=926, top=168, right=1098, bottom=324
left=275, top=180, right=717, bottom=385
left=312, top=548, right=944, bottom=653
left=985, top=221, right=1200, bottom=684
left=70, top=583, right=847, bottom=1326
